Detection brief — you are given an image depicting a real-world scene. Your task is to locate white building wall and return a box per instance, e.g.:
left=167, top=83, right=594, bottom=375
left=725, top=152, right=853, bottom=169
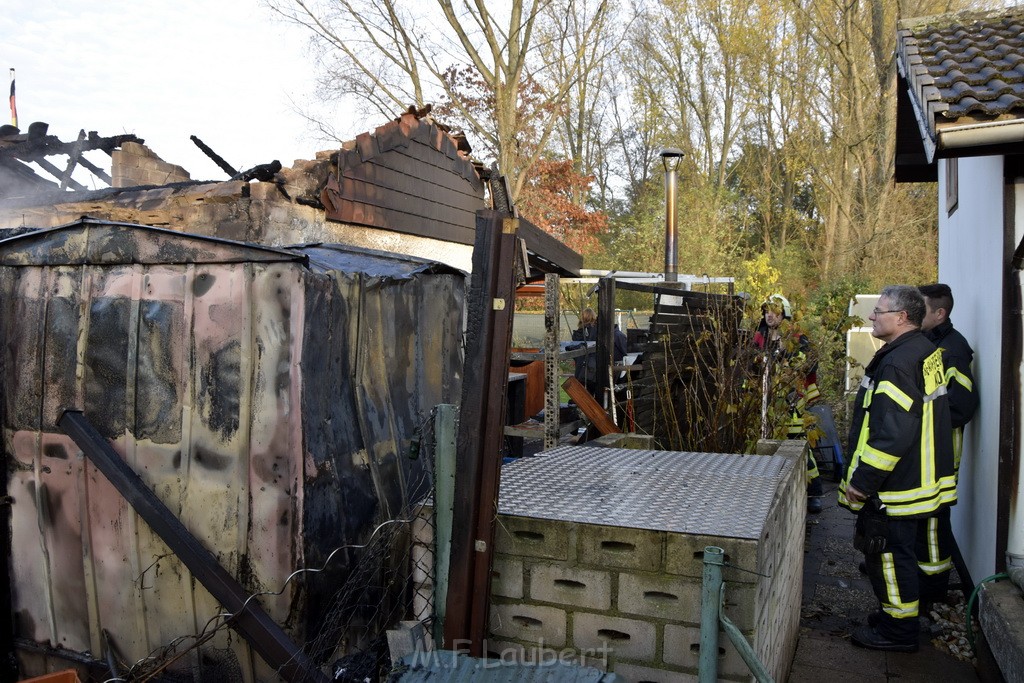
left=937, top=155, right=1005, bottom=582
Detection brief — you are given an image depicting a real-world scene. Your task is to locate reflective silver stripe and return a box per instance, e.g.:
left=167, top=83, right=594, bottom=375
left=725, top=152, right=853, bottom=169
left=947, top=367, right=973, bottom=391
left=923, top=384, right=948, bottom=403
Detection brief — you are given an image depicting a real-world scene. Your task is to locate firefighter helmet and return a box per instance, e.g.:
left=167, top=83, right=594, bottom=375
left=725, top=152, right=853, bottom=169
left=762, top=294, right=792, bottom=319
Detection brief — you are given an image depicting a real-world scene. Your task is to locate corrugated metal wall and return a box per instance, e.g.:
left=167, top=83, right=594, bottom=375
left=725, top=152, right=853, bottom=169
left=0, top=222, right=465, bottom=680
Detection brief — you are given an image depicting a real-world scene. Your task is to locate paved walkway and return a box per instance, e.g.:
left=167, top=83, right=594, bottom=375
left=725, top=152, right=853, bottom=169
left=790, top=480, right=980, bottom=682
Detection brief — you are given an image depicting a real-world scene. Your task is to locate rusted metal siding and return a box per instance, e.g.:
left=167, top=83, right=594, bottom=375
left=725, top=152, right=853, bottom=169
left=0, top=221, right=465, bottom=680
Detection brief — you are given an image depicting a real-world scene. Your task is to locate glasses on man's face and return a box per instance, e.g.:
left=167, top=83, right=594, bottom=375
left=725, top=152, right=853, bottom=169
left=872, top=308, right=902, bottom=316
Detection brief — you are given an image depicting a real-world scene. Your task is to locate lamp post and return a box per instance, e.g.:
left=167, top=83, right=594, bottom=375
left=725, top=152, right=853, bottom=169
left=660, top=147, right=684, bottom=283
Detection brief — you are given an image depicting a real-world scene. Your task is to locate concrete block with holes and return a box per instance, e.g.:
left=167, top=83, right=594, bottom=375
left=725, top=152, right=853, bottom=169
left=529, top=563, right=611, bottom=611
left=489, top=603, right=567, bottom=648
left=481, top=443, right=806, bottom=682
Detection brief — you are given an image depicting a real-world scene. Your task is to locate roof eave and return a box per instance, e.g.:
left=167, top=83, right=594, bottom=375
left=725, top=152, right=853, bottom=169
left=937, top=118, right=1024, bottom=153
left=894, top=68, right=939, bottom=183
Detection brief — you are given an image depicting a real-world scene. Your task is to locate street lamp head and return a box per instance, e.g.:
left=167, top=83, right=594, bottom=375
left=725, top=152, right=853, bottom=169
left=660, top=147, right=684, bottom=171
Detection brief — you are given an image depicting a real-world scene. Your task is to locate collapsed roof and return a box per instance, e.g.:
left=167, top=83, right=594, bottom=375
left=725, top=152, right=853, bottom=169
left=0, top=122, right=143, bottom=193
left=0, top=112, right=581, bottom=278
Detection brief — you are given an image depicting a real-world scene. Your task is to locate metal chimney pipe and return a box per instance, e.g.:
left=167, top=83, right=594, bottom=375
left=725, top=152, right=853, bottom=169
left=660, top=148, right=685, bottom=283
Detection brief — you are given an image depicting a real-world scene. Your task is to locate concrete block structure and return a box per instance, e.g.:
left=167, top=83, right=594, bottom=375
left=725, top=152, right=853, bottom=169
left=485, top=442, right=806, bottom=681
left=111, top=141, right=191, bottom=186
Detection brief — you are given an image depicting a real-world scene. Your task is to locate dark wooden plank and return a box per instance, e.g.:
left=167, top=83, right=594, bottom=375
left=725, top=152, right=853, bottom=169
left=340, top=180, right=476, bottom=230
left=615, top=280, right=736, bottom=302
left=336, top=168, right=479, bottom=222
left=446, top=211, right=518, bottom=655
left=516, top=217, right=583, bottom=276
left=328, top=197, right=476, bottom=245
left=370, top=141, right=485, bottom=198
left=34, top=157, right=87, bottom=192
left=341, top=157, right=485, bottom=214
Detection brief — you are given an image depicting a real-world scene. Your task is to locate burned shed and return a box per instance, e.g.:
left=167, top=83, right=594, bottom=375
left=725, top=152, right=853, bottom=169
left=0, top=217, right=465, bottom=680
left=0, top=113, right=580, bottom=280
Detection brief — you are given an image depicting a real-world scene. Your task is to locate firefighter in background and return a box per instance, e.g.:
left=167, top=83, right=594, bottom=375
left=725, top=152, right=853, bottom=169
left=753, top=294, right=825, bottom=513
left=917, top=283, right=978, bottom=610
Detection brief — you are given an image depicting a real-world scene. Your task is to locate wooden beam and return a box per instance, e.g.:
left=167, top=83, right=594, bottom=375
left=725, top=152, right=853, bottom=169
left=35, top=155, right=87, bottom=191
left=516, top=217, right=582, bottom=276
left=59, top=129, right=87, bottom=191
left=75, top=154, right=112, bottom=184
left=444, top=210, right=518, bottom=655
left=562, top=377, right=621, bottom=435
left=58, top=411, right=327, bottom=683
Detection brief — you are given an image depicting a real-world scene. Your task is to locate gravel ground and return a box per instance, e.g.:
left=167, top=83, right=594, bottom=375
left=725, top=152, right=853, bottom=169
left=927, top=591, right=978, bottom=663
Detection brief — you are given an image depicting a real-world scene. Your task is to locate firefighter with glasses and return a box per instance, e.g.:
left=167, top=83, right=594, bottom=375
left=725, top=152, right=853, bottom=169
left=839, top=285, right=956, bottom=653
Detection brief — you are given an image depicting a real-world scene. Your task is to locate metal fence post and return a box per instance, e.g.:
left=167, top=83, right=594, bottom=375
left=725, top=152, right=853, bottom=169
left=432, top=404, right=457, bottom=646
left=699, top=546, right=724, bottom=683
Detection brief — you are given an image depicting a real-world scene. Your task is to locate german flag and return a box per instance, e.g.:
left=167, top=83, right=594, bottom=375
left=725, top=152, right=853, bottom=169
left=9, top=68, right=17, bottom=128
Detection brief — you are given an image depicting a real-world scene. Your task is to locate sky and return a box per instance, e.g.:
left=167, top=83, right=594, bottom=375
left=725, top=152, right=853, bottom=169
left=2, top=0, right=359, bottom=183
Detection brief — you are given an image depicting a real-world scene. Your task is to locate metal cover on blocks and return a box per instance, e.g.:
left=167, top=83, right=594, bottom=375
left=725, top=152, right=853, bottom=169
left=498, top=446, right=791, bottom=539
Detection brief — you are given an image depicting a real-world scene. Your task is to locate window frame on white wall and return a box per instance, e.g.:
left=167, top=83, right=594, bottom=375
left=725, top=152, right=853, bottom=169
left=946, top=157, right=959, bottom=215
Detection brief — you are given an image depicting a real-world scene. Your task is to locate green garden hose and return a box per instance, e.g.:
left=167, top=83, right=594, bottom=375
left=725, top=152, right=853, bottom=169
left=965, top=572, right=1010, bottom=650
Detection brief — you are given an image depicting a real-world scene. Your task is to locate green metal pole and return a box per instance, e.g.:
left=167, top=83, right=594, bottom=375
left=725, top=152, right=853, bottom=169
left=719, top=584, right=774, bottom=683
left=699, top=546, right=724, bottom=682
left=433, top=404, right=457, bottom=646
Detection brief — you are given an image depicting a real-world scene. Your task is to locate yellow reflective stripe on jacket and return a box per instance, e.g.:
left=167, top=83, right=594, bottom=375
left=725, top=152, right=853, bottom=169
left=860, top=444, right=899, bottom=471
left=877, top=495, right=943, bottom=516
left=879, top=482, right=943, bottom=503
left=921, top=391, right=936, bottom=486
left=875, top=380, right=914, bottom=411
left=947, top=366, right=974, bottom=391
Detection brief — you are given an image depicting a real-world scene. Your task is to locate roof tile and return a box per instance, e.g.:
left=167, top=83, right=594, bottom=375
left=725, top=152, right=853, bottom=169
left=898, top=6, right=1024, bottom=126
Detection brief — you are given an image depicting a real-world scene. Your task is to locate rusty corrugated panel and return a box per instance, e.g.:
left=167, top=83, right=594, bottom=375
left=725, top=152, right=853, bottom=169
left=392, top=652, right=624, bottom=682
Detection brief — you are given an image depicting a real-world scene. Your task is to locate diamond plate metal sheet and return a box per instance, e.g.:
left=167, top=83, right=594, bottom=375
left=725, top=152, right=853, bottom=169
left=498, top=446, right=793, bottom=539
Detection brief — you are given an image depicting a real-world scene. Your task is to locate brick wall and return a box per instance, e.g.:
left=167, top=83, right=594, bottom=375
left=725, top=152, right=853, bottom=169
left=413, top=441, right=807, bottom=682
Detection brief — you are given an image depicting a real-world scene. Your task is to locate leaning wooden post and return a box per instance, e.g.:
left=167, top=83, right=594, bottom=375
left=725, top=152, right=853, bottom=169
left=443, top=210, right=519, bottom=655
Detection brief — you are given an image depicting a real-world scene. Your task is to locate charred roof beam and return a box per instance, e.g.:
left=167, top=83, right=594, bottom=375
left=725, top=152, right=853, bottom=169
left=0, top=131, right=143, bottom=163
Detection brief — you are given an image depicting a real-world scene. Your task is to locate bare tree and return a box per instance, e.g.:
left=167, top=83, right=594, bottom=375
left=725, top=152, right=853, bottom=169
left=267, top=0, right=612, bottom=201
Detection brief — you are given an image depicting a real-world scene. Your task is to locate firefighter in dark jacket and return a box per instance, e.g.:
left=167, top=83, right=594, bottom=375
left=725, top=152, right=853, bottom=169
left=917, top=283, right=978, bottom=609
left=839, top=285, right=956, bottom=653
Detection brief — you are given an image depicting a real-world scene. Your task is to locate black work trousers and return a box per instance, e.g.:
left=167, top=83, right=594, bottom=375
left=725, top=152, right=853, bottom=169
left=864, top=516, right=920, bottom=643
